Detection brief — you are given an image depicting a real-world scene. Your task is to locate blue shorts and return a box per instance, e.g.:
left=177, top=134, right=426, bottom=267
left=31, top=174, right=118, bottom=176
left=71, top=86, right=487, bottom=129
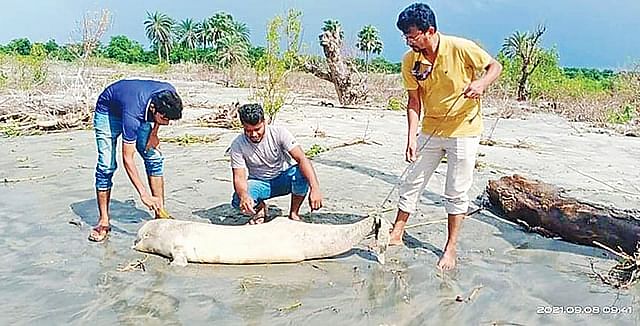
left=94, top=112, right=164, bottom=190
left=231, top=165, right=309, bottom=208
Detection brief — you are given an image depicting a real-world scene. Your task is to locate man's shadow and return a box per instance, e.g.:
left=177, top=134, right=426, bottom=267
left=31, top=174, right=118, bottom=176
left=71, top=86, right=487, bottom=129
left=193, top=203, right=380, bottom=262
left=314, top=158, right=444, bottom=207
left=70, top=199, right=152, bottom=236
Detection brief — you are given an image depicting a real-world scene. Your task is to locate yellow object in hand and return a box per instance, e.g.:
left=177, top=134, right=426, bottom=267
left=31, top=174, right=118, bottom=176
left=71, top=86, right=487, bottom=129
left=157, top=208, right=174, bottom=219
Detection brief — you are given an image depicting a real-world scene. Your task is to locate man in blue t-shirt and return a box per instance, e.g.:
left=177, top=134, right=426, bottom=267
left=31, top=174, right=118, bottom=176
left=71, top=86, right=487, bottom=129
left=88, top=79, right=183, bottom=242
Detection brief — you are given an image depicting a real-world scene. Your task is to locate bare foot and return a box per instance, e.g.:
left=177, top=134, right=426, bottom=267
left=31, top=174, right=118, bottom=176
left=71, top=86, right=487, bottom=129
left=437, top=248, right=457, bottom=270
left=389, top=229, right=404, bottom=246
left=289, top=212, right=301, bottom=221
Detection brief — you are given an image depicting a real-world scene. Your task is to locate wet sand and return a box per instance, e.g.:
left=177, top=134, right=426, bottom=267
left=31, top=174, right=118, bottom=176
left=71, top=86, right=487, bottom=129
left=0, top=85, right=639, bottom=325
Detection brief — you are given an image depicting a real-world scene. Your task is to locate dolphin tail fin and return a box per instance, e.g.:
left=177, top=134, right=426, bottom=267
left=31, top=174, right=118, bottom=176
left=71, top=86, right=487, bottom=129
left=373, top=216, right=392, bottom=264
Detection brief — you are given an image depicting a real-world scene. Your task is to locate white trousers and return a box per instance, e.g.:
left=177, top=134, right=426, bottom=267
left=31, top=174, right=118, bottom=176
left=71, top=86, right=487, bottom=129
left=398, top=134, right=480, bottom=215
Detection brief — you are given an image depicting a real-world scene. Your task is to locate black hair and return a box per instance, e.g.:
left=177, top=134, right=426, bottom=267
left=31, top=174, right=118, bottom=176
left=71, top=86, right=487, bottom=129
left=396, top=3, right=437, bottom=34
left=151, top=90, right=183, bottom=120
left=238, top=103, right=265, bottom=125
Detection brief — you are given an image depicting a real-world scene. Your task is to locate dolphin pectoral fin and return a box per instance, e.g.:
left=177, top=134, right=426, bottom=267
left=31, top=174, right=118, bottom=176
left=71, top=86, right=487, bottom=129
left=170, top=247, right=188, bottom=267
left=376, top=252, right=386, bottom=265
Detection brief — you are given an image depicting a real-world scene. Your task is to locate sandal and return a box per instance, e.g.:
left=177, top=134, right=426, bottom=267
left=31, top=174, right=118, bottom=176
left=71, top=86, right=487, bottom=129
left=88, top=225, right=111, bottom=242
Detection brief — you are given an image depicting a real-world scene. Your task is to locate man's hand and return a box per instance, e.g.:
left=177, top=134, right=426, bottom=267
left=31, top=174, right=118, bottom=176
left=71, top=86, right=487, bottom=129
left=141, top=194, right=162, bottom=212
left=463, top=80, right=486, bottom=100
left=308, top=189, right=323, bottom=211
left=146, top=133, right=160, bottom=151
left=405, top=138, right=418, bottom=163
left=239, top=195, right=256, bottom=215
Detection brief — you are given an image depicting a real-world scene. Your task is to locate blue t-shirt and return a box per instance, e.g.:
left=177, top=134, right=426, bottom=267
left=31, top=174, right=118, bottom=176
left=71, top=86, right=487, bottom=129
left=95, top=79, right=175, bottom=143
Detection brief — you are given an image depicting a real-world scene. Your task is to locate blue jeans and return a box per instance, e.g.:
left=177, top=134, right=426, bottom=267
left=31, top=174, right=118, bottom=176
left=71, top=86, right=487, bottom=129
left=94, top=112, right=164, bottom=190
left=231, top=165, right=309, bottom=208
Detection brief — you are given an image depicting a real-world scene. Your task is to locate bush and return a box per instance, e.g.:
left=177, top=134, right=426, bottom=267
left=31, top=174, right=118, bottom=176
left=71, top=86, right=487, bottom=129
left=607, top=105, right=636, bottom=124
left=387, top=96, right=404, bottom=110
left=104, top=35, right=145, bottom=64
left=305, top=144, right=328, bottom=158
left=154, top=61, right=171, bottom=74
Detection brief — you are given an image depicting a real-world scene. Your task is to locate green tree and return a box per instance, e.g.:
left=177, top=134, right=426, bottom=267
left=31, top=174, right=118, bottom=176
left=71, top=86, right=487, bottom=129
left=176, top=18, right=200, bottom=61
left=356, top=25, right=383, bottom=72
left=203, top=12, right=233, bottom=49
left=7, top=38, right=32, bottom=55
left=232, top=20, right=251, bottom=46
left=216, top=35, right=249, bottom=86
left=43, top=39, right=60, bottom=54
left=104, top=35, right=144, bottom=63
left=248, top=46, right=266, bottom=67
left=144, top=11, right=175, bottom=62
left=255, top=9, right=303, bottom=122
left=501, top=24, right=547, bottom=101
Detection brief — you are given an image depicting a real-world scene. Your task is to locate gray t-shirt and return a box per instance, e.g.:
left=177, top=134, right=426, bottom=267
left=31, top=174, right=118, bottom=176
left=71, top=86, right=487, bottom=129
left=230, top=125, right=299, bottom=180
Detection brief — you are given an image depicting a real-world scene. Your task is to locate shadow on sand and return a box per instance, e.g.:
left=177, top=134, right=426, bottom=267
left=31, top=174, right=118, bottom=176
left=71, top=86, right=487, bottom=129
left=70, top=198, right=152, bottom=236
left=314, top=158, right=444, bottom=207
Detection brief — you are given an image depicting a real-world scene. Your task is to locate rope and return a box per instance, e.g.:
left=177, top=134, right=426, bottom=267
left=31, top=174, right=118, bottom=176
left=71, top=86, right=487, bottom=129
left=378, top=92, right=468, bottom=210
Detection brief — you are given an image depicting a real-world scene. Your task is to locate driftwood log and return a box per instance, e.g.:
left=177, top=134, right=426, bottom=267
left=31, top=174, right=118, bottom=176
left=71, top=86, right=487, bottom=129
left=485, top=174, right=640, bottom=255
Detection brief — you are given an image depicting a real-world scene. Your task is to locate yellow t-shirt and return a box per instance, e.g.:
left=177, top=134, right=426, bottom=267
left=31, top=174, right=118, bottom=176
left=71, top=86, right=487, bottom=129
left=401, top=33, right=493, bottom=137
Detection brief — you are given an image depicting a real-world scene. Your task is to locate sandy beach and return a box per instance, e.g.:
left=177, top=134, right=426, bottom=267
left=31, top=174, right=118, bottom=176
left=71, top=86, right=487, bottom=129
left=0, top=80, right=638, bottom=325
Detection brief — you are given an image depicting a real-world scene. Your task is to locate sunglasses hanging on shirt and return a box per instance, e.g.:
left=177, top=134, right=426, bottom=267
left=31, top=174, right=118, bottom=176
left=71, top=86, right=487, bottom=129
left=411, top=60, right=433, bottom=81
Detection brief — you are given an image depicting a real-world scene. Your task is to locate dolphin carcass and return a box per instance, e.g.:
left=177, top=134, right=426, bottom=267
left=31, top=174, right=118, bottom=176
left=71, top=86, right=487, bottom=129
left=133, top=215, right=391, bottom=266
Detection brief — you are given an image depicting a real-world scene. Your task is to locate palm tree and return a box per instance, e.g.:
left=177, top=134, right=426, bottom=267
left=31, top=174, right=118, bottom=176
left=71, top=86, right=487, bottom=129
left=232, top=21, right=251, bottom=46
left=501, top=24, right=547, bottom=101
left=176, top=18, right=200, bottom=62
left=177, top=19, right=199, bottom=50
left=203, top=12, right=233, bottom=49
left=216, top=35, right=249, bottom=87
left=356, top=25, right=384, bottom=72
left=144, top=11, right=175, bottom=62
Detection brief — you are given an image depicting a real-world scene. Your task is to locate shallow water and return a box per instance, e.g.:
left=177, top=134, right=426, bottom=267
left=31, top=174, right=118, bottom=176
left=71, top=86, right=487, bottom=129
left=1, top=112, right=639, bottom=325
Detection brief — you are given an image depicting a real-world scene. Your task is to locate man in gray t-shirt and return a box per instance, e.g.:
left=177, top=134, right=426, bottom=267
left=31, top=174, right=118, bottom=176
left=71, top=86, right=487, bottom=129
left=230, top=103, right=323, bottom=224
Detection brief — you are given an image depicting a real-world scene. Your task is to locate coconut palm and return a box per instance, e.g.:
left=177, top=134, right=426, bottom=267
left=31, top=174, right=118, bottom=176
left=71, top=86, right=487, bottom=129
left=216, top=34, right=249, bottom=87
left=176, top=18, right=199, bottom=50
left=203, top=12, right=233, bottom=49
left=232, top=21, right=251, bottom=46
left=144, top=11, right=175, bottom=62
left=501, top=24, right=547, bottom=101
left=176, top=18, right=200, bottom=62
left=356, top=25, right=384, bottom=72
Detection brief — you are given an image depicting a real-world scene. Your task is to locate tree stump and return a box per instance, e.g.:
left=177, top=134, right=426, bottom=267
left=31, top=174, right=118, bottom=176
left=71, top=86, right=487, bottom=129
left=303, top=27, right=367, bottom=105
left=485, top=174, right=640, bottom=255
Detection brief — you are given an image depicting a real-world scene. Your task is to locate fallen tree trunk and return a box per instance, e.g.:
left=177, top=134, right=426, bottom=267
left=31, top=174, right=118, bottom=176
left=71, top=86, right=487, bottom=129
left=485, top=174, right=640, bottom=255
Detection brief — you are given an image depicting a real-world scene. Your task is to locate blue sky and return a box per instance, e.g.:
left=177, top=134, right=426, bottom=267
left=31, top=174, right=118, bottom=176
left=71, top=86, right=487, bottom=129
left=1, top=0, right=638, bottom=69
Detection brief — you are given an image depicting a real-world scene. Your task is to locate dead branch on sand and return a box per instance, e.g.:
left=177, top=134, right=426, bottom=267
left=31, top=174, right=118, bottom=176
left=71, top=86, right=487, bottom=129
left=590, top=242, right=640, bottom=289
left=455, top=285, right=484, bottom=303
left=3, top=174, right=50, bottom=183
left=196, top=102, right=241, bottom=129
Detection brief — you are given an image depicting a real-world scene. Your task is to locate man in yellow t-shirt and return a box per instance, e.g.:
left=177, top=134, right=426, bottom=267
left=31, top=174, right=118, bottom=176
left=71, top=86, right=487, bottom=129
left=389, top=3, right=503, bottom=270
